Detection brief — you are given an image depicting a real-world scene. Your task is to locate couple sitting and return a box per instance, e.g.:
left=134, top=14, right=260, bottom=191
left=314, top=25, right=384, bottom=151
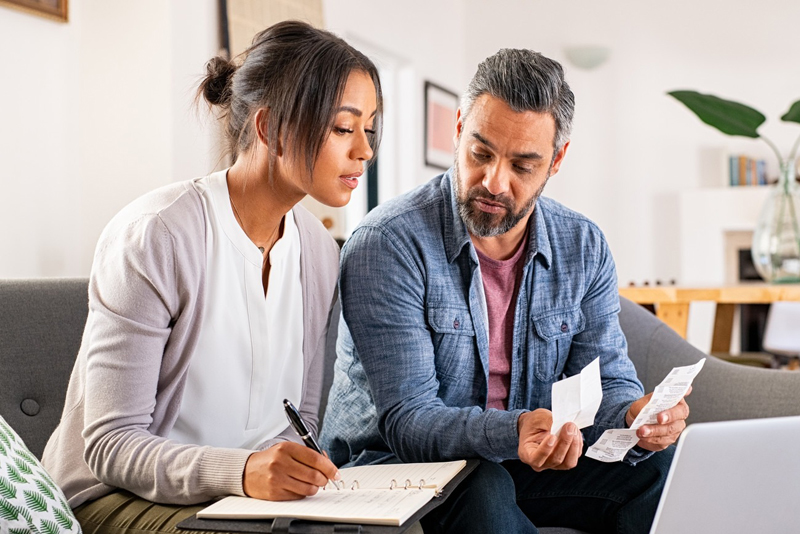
left=42, top=20, right=687, bottom=534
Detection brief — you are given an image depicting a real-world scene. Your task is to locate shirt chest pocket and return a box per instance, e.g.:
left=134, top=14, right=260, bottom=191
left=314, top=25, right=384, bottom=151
left=427, top=305, right=477, bottom=381
left=531, top=307, right=586, bottom=382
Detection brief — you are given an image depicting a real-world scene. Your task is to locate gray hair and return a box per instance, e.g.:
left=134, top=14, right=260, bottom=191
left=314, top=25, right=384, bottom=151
left=460, top=49, right=574, bottom=151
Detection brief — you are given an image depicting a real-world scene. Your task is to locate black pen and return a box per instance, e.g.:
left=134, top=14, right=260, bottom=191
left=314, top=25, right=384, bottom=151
left=283, top=399, right=339, bottom=489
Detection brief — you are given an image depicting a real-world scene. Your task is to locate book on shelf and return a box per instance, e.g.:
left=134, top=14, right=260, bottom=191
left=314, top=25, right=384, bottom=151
left=729, top=155, right=767, bottom=187
left=729, top=155, right=738, bottom=186
left=194, top=460, right=470, bottom=528
left=739, top=155, right=746, bottom=186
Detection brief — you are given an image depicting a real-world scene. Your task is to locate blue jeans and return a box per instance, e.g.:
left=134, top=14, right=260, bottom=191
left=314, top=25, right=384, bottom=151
left=420, top=447, right=674, bottom=534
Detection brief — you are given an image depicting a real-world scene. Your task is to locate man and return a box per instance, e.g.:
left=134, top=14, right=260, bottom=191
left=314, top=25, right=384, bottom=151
left=320, top=49, right=689, bottom=534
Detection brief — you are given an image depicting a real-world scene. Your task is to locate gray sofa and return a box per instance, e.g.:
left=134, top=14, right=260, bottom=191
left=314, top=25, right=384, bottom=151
left=3, top=278, right=800, bottom=534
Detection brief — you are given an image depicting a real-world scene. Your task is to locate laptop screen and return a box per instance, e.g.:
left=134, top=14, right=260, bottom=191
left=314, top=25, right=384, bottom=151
left=650, top=416, right=800, bottom=534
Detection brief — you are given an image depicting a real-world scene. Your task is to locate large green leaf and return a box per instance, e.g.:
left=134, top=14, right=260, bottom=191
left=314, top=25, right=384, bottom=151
left=668, top=90, right=765, bottom=138
left=781, top=100, right=800, bottom=124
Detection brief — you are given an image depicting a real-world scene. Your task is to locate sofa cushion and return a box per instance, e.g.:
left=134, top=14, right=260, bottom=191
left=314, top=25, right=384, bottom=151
left=0, top=279, right=88, bottom=459
left=0, top=415, right=81, bottom=533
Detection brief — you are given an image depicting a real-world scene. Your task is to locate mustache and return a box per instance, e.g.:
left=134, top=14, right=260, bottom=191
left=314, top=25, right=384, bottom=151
left=465, top=187, right=514, bottom=211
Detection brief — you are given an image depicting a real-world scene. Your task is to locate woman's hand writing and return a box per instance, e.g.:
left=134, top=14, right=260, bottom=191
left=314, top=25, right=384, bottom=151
left=242, top=441, right=340, bottom=500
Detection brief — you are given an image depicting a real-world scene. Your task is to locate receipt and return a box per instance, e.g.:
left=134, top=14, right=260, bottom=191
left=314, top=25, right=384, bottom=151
left=551, top=357, right=602, bottom=436
left=584, top=429, right=639, bottom=462
left=630, top=359, right=705, bottom=429
left=586, top=358, right=706, bottom=462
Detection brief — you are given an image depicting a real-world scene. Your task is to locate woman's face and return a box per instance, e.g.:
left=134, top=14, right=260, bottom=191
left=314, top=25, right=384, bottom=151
left=287, top=70, right=378, bottom=208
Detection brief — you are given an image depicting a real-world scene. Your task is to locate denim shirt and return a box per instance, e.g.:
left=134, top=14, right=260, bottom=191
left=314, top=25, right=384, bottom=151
left=320, top=170, right=649, bottom=467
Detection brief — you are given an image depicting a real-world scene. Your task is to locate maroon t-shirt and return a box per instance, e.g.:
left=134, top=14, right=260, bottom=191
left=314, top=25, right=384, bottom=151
left=475, top=237, right=528, bottom=410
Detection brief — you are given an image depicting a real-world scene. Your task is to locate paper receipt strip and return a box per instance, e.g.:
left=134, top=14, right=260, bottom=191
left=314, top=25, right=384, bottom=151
left=586, top=358, right=706, bottom=463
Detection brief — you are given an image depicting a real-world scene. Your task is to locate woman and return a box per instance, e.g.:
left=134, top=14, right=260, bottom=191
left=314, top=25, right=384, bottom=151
left=41, top=20, right=382, bottom=532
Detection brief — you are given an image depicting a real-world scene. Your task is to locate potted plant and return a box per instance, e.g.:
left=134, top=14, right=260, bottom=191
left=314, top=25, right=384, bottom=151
left=669, top=91, right=800, bottom=283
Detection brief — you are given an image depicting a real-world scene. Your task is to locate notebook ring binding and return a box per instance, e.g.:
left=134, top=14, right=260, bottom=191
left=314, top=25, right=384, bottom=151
left=334, top=476, right=429, bottom=492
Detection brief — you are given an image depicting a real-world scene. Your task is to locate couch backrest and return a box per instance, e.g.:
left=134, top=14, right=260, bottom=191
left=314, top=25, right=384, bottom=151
left=620, top=296, right=800, bottom=424
left=4, top=278, right=800, bottom=460
left=0, top=278, right=88, bottom=458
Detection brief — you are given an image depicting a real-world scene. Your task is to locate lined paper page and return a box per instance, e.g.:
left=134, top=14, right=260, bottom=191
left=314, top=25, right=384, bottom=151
left=337, top=460, right=467, bottom=490
left=197, top=488, right=435, bottom=526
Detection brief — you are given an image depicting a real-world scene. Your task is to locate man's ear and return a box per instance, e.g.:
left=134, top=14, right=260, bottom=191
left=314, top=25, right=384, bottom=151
left=255, top=108, right=282, bottom=156
left=549, top=140, right=570, bottom=176
left=453, top=107, right=464, bottom=149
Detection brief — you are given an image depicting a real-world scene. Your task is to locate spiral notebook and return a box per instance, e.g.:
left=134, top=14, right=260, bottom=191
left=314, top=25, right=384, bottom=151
left=195, top=460, right=468, bottom=527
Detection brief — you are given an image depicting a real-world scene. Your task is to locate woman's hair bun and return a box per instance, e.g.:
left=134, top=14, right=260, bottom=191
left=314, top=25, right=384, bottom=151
left=201, top=56, right=236, bottom=106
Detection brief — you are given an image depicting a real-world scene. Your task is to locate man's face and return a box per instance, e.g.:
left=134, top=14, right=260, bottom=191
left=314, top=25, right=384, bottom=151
left=453, top=94, right=568, bottom=238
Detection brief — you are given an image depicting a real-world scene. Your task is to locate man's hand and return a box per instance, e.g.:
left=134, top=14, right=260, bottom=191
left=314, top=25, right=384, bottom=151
left=243, top=441, right=340, bottom=500
left=626, top=386, right=692, bottom=451
left=518, top=409, right=583, bottom=472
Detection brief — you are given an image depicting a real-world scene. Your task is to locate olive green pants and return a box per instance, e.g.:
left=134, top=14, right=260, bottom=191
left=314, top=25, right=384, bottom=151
left=74, top=490, right=235, bottom=534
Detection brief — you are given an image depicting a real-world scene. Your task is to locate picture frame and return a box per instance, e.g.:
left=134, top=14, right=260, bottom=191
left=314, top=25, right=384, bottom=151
left=424, top=81, right=459, bottom=170
left=0, top=0, right=68, bottom=22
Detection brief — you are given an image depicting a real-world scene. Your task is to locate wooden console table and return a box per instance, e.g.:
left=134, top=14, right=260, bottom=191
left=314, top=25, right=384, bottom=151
left=619, top=285, right=800, bottom=353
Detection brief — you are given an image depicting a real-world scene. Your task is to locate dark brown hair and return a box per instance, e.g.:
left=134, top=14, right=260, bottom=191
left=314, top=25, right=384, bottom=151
left=198, top=20, right=383, bottom=176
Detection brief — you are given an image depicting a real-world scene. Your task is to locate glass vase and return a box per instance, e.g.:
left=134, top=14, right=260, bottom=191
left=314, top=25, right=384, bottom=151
left=751, top=160, right=800, bottom=283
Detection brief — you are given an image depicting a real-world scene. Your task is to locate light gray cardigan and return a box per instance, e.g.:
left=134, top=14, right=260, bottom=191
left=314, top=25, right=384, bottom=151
left=41, top=178, right=340, bottom=508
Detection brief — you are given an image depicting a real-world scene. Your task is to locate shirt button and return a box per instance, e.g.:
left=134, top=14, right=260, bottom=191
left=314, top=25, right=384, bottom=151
left=561, top=322, right=568, bottom=332
left=453, top=319, right=460, bottom=329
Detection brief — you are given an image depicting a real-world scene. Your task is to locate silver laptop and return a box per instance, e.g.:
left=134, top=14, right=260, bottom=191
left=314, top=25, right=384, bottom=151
left=650, top=415, right=800, bottom=534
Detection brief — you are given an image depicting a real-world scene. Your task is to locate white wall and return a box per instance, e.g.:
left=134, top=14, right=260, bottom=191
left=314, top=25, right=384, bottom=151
left=3, top=0, right=799, bottom=292
left=325, top=0, right=467, bottom=189
left=320, top=0, right=466, bottom=236
left=463, top=0, right=800, bottom=288
left=0, top=0, right=461, bottom=276
left=0, top=5, right=78, bottom=277
left=0, top=0, right=221, bottom=278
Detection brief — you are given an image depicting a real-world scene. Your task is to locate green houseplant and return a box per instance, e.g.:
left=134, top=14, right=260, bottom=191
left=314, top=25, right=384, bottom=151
left=669, top=90, right=800, bottom=283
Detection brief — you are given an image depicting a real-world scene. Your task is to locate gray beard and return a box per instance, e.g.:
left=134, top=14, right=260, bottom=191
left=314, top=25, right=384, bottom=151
left=452, top=158, right=548, bottom=238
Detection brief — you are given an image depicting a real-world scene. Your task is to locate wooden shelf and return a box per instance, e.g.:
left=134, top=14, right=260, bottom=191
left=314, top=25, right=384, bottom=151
left=619, top=284, right=800, bottom=352
left=620, top=284, right=800, bottom=305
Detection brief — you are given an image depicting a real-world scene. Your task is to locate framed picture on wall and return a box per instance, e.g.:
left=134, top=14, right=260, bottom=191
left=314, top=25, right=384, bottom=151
left=424, top=81, right=459, bottom=170
left=0, top=0, right=68, bottom=22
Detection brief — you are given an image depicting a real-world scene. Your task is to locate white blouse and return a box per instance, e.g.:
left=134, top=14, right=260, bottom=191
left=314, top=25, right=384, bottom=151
left=169, top=170, right=304, bottom=449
